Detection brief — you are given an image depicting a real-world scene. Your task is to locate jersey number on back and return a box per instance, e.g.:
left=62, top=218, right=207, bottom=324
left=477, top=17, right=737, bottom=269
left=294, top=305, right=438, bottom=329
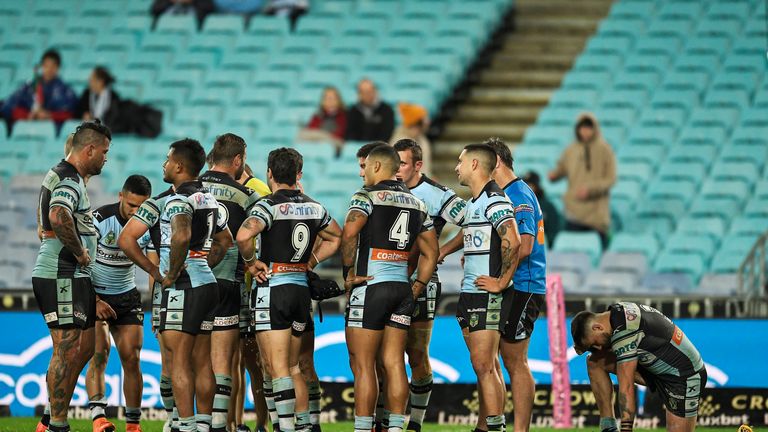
left=389, top=210, right=411, bottom=249
left=291, top=223, right=310, bottom=262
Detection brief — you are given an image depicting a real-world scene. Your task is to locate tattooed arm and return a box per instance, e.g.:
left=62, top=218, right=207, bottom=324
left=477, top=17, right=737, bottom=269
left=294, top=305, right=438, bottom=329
left=236, top=216, right=270, bottom=282
left=475, top=219, right=521, bottom=293
left=207, top=227, right=233, bottom=269
left=617, top=359, right=638, bottom=431
left=341, top=210, right=371, bottom=290
left=49, top=206, right=89, bottom=266
left=119, top=218, right=162, bottom=281
left=162, top=213, right=191, bottom=287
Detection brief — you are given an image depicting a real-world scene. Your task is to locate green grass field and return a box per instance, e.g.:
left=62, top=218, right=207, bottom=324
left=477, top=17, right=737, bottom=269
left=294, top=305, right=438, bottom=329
left=0, top=419, right=741, bottom=432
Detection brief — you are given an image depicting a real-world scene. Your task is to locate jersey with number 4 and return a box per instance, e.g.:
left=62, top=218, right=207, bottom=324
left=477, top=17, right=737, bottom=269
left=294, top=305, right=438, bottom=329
left=249, top=189, right=331, bottom=287
left=461, top=181, right=515, bottom=294
left=159, top=181, right=225, bottom=289
left=610, top=302, right=704, bottom=377
left=348, top=179, right=433, bottom=284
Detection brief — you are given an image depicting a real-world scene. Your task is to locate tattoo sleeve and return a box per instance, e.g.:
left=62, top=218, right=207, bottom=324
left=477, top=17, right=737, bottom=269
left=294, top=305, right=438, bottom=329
left=167, top=214, right=192, bottom=280
left=236, top=216, right=264, bottom=262
left=207, top=233, right=230, bottom=269
left=496, top=220, right=520, bottom=289
left=341, top=210, right=366, bottom=271
left=50, top=206, right=84, bottom=256
left=617, top=361, right=638, bottom=430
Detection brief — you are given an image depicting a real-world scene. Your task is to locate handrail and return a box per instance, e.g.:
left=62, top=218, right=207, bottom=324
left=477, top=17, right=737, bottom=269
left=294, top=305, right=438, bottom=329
left=738, top=230, right=768, bottom=300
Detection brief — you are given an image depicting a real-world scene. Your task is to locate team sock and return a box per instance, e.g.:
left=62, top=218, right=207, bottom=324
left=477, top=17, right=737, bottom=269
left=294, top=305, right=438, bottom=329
left=407, top=374, right=433, bottom=431
left=382, top=409, right=391, bottom=430
left=473, top=429, right=488, bottom=432
left=486, top=415, right=505, bottom=432
left=273, top=376, right=297, bottom=432
left=387, top=413, right=406, bottom=432
left=212, top=374, right=232, bottom=431
left=354, top=416, right=373, bottom=432
left=47, top=420, right=70, bottom=432
left=40, top=404, right=51, bottom=427
left=172, top=406, right=180, bottom=432
left=263, top=372, right=279, bottom=431
left=126, top=407, right=141, bottom=425
left=196, top=413, right=212, bottom=432
left=89, top=396, right=108, bottom=421
left=179, top=416, right=196, bottom=432
left=600, top=417, right=618, bottom=431
left=160, top=375, right=174, bottom=420
left=296, top=410, right=311, bottom=432
left=307, top=381, right=321, bottom=428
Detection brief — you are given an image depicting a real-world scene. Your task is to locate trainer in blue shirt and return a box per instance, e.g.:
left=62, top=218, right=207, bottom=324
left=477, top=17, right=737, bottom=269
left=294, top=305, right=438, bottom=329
left=485, top=137, right=548, bottom=432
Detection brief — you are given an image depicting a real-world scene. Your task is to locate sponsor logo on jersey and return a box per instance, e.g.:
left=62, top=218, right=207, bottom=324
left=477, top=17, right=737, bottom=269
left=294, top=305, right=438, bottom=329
left=371, top=248, right=409, bottom=262
left=278, top=203, right=320, bottom=217
left=515, top=203, right=533, bottom=214
left=672, top=325, right=684, bottom=345
left=469, top=313, right=479, bottom=328
left=43, top=312, right=57, bottom=323
left=136, top=206, right=158, bottom=225
left=488, top=208, right=513, bottom=225
left=74, top=311, right=87, bottom=322
left=214, top=315, right=239, bottom=327
left=271, top=263, right=308, bottom=273
left=200, top=320, right=214, bottom=331
left=375, top=191, right=420, bottom=206
left=292, top=321, right=307, bottom=332
left=449, top=199, right=466, bottom=220
left=104, top=231, right=116, bottom=246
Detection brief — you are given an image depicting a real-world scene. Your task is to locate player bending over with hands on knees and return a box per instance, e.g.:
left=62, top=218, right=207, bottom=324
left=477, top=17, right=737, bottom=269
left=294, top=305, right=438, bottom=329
left=571, top=302, right=707, bottom=432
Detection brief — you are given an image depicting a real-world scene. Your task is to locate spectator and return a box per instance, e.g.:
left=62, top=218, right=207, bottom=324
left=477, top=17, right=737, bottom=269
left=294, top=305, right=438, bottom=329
left=390, top=102, right=431, bottom=175
left=1, top=49, right=77, bottom=132
left=263, top=0, right=308, bottom=30
left=299, top=86, right=347, bottom=153
left=345, top=79, right=395, bottom=143
left=75, top=66, right=119, bottom=123
left=548, top=113, right=616, bottom=248
left=151, top=0, right=214, bottom=29
left=523, top=171, right=561, bottom=249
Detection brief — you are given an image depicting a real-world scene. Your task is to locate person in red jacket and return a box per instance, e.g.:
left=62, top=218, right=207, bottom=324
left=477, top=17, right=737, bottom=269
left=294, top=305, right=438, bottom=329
left=1, top=49, right=77, bottom=133
left=306, top=86, right=347, bottom=140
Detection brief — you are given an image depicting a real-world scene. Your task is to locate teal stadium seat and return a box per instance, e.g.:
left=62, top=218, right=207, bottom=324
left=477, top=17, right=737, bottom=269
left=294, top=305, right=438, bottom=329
left=610, top=232, right=660, bottom=261
left=608, top=1, right=655, bottom=19
left=665, top=233, right=716, bottom=262
left=11, top=121, right=56, bottom=142
left=597, top=18, right=646, bottom=38
left=638, top=108, right=687, bottom=129
left=674, top=53, right=720, bottom=75
left=688, top=197, right=734, bottom=222
left=553, top=231, right=603, bottom=266
left=585, top=35, right=634, bottom=56
left=662, top=70, right=710, bottom=93
left=731, top=126, right=768, bottom=146
left=709, top=251, right=744, bottom=274
left=687, top=107, right=739, bottom=131
left=677, top=216, right=727, bottom=242
left=728, top=216, right=768, bottom=238
left=700, top=180, right=750, bottom=205
left=666, top=144, right=717, bottom=167
left=653, top=251, right=704, bottom=285
left=561, top=71, right=612, bottom=90
left=678, top=125, right=727, bottom=146
left=684, top=35, right=731, bottom=57
left=710, top=161, right=759, bottom=187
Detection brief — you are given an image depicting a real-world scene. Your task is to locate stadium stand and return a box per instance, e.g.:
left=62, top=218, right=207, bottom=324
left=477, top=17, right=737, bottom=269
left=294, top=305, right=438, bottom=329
left=0, top=0, right=511, bottom=289
left=525, top=0, right=767, bottom=296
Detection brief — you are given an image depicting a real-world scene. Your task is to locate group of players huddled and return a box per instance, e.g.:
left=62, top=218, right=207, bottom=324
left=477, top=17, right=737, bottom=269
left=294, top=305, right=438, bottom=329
left=31, top=120, right=706, bottom=432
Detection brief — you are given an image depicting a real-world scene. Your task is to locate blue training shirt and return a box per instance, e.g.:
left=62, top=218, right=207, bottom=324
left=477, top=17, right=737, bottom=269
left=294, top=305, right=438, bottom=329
left=92, top=203, right=151, bottom=295
left=461, top=181, right=516, bottom=294
left=502, top=178, right=547, bottom=295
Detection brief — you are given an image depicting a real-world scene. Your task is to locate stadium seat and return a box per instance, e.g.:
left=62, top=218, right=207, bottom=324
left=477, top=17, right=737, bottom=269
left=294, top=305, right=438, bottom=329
left=640, top=272, right=691, bottom=294
left=654, top=251, right=704, bottom=284
left=547, top=251, right=593, bottom=278
left=665, top=233, right=716, bottom=261
left=657, top=161, right=706, bottom=184
left=677, top=216, right=727, bottom=241
left=662, top=70, right=710, bottom=93
left=552, top=232, right=603, bottom=266
left=599, top=252, right=648, bottom=277
left=710, top=250, right=745, bottom=274
left=666, top=144, right=717, bottom=167
left=697, top=273, right=739, bottom=296
left=10, top=121, right=56, bottom=141
left=617, top=145, right=663, bottom=165
left=645, top=180, right=696, bottom=205
left=744, top=199, right=768, bottom=218
left=730, top=126, right=768, bottom=146
left=584, top=271, right=638, bottom=294
left=710, top=162, right=759, bottom=187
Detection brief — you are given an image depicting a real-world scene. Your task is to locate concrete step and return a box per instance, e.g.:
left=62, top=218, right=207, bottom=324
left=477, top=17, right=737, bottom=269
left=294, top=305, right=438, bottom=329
left=515, top=18, right=599, bottom=36
left=455, top=104, right=541, bottom=123
left=440, top=123, right=529, bottom=144
left=500, top=40, right=585, bottom=56
left=490, top=53, right=575, bottom=71
left=467, top=88, right=552, bottom=106
left=515, top=0, right=612, bottom=17
left=479, top=70, right=565, bottom=88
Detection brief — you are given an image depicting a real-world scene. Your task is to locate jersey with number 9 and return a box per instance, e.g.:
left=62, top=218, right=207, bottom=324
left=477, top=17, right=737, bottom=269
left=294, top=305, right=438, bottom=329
left=248, top=189, right=332, bottom=288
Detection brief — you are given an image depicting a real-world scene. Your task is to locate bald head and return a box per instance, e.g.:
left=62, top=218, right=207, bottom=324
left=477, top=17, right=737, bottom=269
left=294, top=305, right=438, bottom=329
left=357, top=78, right=378, bottom=106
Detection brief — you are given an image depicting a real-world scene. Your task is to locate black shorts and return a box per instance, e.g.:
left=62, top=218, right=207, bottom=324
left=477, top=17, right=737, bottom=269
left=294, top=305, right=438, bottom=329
left=412, top=281, right=441, bottom=322
left=213, top=279, right=240, bottom=331
left=151, top=282, right=162, bottom=332
left=346, top=282, right=414, bottom=331
left=501, top=292, right=545, bottom=343
left=239, top=283, right=255, bottom=337
left=648, top=368, right=708, bottom=418
left=98, top=288, right=144, bottom=327
left=253, top=284, right=311, bottom=336
left=33, top=277, right=96, bottom=329
left=305, top=302, right=315, bottom=333
left=456, top=289, right=514, bottom=333
left=160, top=283, right=218, bottom=335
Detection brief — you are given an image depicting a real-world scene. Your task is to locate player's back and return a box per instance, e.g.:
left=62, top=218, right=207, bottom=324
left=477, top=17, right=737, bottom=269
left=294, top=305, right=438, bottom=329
left=461, top=181, right=515, bottom=293
left=159, top=181, right=222, bottom=289
left=200, top=170, right=259, bottom=282
left=250, top=188, right=331, bottom=287
left=349, top=179, right=431, bottom=284
left=133, top=187, right=175, bottom=252
left=610, top=302, right=704, bottom=377
left=92, top=203, right=150, bottom=294
left=34, top=160, right=96, bottom=279
left=502, top=178, right=546, bottom=294
left=410, top=175, right=466, bottom=238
